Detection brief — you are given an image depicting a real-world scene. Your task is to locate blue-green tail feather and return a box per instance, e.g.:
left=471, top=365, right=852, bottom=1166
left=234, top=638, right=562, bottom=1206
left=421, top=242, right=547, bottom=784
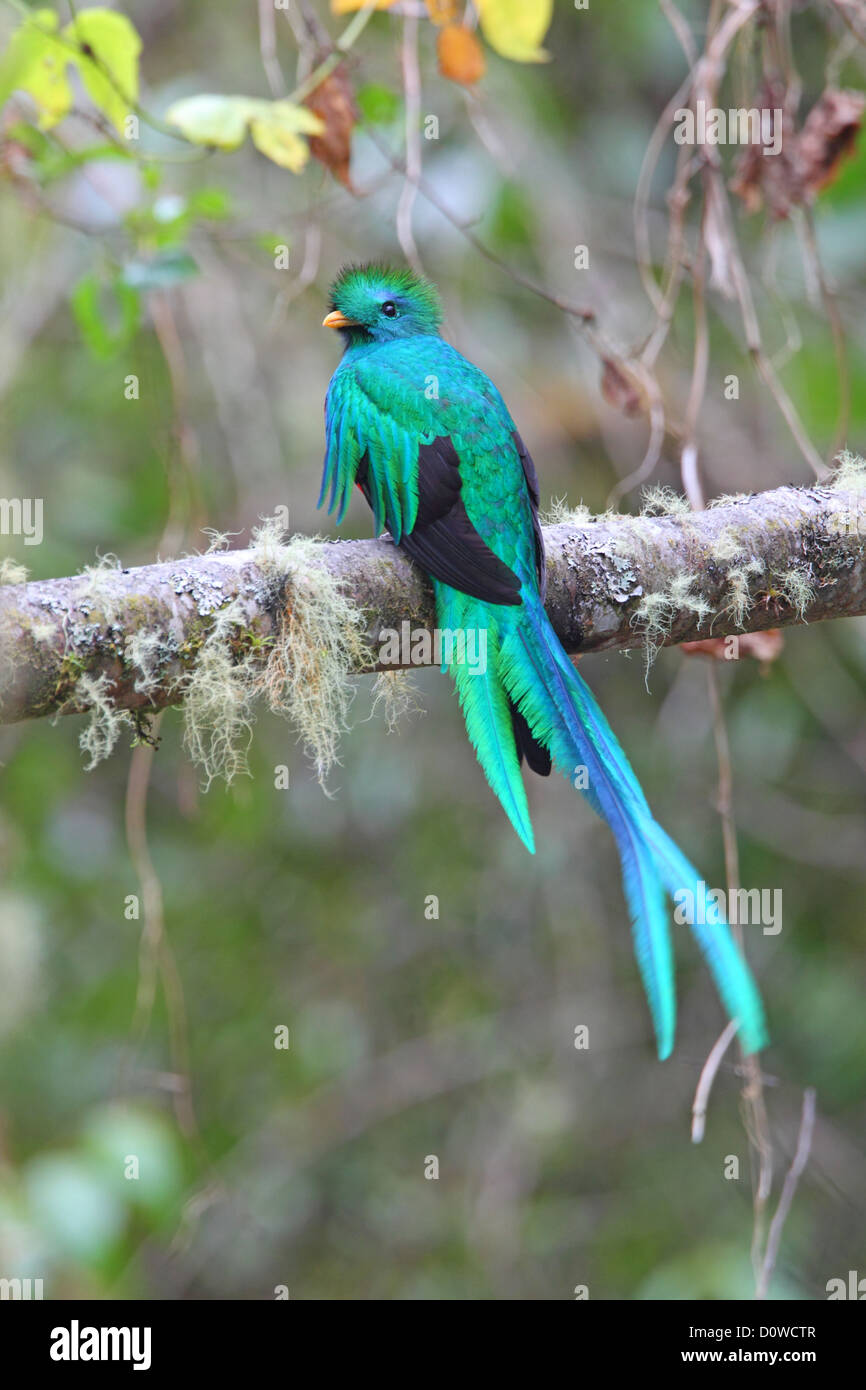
left=436, top=585, right=535, bottom=854
left=450, top=588, right=767, bottom=1058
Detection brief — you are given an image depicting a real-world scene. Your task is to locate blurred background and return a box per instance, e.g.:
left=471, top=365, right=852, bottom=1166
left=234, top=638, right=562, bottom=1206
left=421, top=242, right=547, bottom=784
left=0, top=0, right=865, bottom=1300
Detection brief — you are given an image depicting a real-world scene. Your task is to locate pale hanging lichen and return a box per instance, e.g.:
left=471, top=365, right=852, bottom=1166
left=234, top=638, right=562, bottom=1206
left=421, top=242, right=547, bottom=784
left=125, top=627, right=173, bottom=697
left=75, top=672, right=135, bottom=771
left=254, top=528, right=368, bottom=787
left=200, top=527, right=232, bottom=553
left=180, top=521, right=369, bottom=791
left=181, top=596, right=259, bottom=789
left=830, top=449, right=866, bottom=494
left=540, top=496, right=594, bottom=526
left=0, top=557, right=28, bottom=585
left=632, top=572, right=713, bottom=682
left=67, top=522, right=384, bottom=783
left=370, top=669, right=423, bottom=732
left=720, top=557, right=765, bottom=627
left=825, top=452, right=866, bottom=538
left=776, top=567, right=815, bottom=618
left=640, top=484, right=692, bottom=518
left=77, top=553, right=123, bottom=619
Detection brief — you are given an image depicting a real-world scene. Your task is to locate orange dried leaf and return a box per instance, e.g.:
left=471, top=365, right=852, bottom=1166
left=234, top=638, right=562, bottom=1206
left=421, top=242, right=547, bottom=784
left=437, top=25, right=486, bottom=86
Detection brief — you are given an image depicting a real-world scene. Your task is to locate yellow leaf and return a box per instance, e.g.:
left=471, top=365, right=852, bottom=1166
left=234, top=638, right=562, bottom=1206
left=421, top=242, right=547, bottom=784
left=331, top=0, right=397, bottom=13
left=0, top=9, right=73, bottom=129
left=165, top=95, right=323, bottom=173
left=165, top=94, right=255, bottom=150
left=249, top=102, right=324, bottom=173
left=63, top=9, right=141, bottom=136
left=477, top=0, right=553, bottom=63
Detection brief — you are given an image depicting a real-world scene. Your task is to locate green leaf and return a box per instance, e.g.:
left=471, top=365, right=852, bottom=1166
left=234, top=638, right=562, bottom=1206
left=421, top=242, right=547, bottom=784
left=477, top=0, right=553, bottom=63
left=121, top=248, right=199, bottom=292
left=356, top=82, right=400, bottom=126
left=255, top=232, right=290, bottom=256
left=189, top=186, right=232, bottom=219
left=70, top=272, right=140, bottom=359
left=62, top=9, right=141, bottom=137
left=0, top=9, right=73, bottom=129
left=165, top=94, right=323, bottom=171
left=141, top=163, right=162, bottom=192
left=489, top=182, right=535, bottom=249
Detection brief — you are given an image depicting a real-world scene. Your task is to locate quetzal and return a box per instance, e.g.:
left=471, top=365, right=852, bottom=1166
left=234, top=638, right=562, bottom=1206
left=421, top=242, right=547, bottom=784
left=319, top=263, right=766, bottom=1060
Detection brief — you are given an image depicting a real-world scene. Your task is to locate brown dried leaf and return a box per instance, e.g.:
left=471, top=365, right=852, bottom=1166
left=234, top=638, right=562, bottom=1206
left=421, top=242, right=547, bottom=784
left=732, top=87, right=864, bottom=218
left=304, top=62, right=356, bottom=189
left=729, top=82, right=797, bottom=219
left=682, top=629, right=784, bottom=667
left=600, top=357, right=643, bottom=417
left=437, top=25, right=486, bottom=87
left=797, top=88, right=866, bottom=199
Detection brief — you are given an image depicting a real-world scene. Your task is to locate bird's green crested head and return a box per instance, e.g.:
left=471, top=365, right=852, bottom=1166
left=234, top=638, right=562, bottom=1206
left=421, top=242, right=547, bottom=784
left=323, top=262, right=442, bottom=345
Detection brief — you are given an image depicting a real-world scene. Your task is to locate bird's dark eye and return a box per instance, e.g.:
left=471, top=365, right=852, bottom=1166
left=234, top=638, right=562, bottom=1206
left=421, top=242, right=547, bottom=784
left=381, top=301, right=398, bottom=317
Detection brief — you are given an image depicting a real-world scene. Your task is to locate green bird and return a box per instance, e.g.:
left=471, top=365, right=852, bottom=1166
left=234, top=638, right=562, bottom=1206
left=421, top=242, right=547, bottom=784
left=320, top=263, right=767, bottom=1059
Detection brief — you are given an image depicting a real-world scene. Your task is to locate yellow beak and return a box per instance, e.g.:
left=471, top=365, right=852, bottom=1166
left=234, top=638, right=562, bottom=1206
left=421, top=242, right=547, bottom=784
left=322, top=309, right=358, bottom=329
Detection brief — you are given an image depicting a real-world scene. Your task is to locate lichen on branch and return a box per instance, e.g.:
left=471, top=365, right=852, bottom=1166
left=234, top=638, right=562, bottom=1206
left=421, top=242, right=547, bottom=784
left=1, top=469, right=866, bottom=784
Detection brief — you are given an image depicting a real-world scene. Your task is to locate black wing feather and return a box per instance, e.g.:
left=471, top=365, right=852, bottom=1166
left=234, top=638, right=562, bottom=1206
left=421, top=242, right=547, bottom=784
left=513, top=430, right=546, bottom=596
left=394, top=436, right=523, bottom=606
left=511, top=703, right=552, bottom=777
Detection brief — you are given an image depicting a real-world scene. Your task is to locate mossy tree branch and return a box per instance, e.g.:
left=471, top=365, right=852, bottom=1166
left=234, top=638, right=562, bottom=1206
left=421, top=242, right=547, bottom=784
left=1, top=479, right=865, bottom=728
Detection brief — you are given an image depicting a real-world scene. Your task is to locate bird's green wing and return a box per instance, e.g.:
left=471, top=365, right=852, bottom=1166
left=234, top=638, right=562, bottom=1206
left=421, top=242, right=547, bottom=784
left=320, top=359, right=428, bottom=542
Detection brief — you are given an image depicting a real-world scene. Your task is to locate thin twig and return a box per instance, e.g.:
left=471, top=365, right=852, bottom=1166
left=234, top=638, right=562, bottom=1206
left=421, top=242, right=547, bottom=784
left=258, top=0, right=287, bottom=97
left=755, top=1087, right=817, bottom=1299
left=396, top=14, right=424, bottom=275
left=692, top=1018, right=740, bottom=1143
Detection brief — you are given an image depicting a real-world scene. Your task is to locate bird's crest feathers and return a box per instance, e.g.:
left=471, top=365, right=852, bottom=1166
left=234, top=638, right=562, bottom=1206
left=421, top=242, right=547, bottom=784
left=328, top=262, right=443, bottom=339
